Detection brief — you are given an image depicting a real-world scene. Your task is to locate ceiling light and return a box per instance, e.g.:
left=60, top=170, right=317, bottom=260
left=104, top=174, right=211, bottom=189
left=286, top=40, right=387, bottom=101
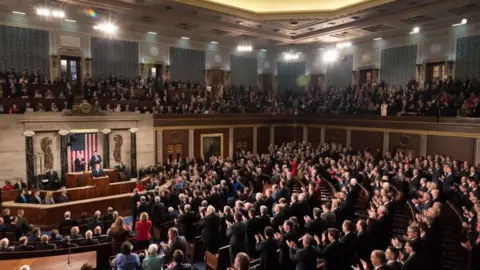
left=452, top=18, right=467, bottom=27
left=148, top=32, right=157, bottom=35
left=323, top=49, right=338, bottom=63
left=237, top=45, right=253, bottom=52
left=211, top=41, right=218, bottom=44
left=336, top=41, right=352, bottom=49
left=284, top=53, right=299, bottom=61
left=410, top=26, right=420, bottom=34
left=261, top=49, right=267, bottom=52
left=318, top=48, right=325, bottom=51
left=12, top=11, right=26, bottom=15
left=93, top=22, right=119, bottom=34
left=37, top=8, right=65, bottom=18
left=374, top=37, right=382, bottom=41
left=181, top=37, right=189, bottom=40
left=65, top=19, right=76, bottom=23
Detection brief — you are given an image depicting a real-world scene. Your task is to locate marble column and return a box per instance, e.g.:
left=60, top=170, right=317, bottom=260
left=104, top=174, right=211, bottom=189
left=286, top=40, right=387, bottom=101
left=475, top=139, right=480, bottom=166
left=420, top=135, right=428, bottom=157
left=346, top=129, right=352, bottom=148
left=303, top=125, right=308, bottom=143
left=269, top=125, right=275, bottom=145
left=129, top=128, right=138, bottom=179
left=23, top=131, right=35, bottom=189
left=252, top=127, right=258, bottom=154
left=188, top=129, right=194, bottom=157
left=58, top=130, right=70, bottom=186
left=383, top=132, right=390, bottom=154
left=157, top=130, right=163, bottom=164
left=229, top=128, right=234, bottom=159
left=320, top=127, right=326, bottom=144
left=101, top=129, right=111, bottom=168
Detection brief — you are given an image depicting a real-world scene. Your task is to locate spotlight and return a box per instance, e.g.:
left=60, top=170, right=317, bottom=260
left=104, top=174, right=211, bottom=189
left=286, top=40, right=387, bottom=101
left=452, top=19, right=467, bottom=27
left=323, top=49, right=338, bottom=63
left=373, top=37, right=382, bottom=41
left=211, top=41, right=218, bottom=44
left=336, top=42, right=352, bottom=49
left=148, top=32, right=157, bottom=35
left=410, top=27, right=420, bottom=34
left=37, top=8, right=65, bottom=18
left=181, top=37, right=190, bottom=40
left=93, top=22, right=119, bottom=34
left=12, top=11, right=26, bottom=15
left=284, top=52, right=300, bottom=61
left=65, top=19, right=76, bottom=23
left=237, top=45, right=253, bottom=52
left=260, top=49, right=267, bottom=51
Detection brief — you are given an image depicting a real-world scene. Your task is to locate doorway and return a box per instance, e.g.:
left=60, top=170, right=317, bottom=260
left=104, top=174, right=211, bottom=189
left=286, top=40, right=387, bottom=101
left=60, top=56, right=81, bottom=95
left=425, top=62, right=445, bottom=85
left=359, top=69, right=373, bottom=86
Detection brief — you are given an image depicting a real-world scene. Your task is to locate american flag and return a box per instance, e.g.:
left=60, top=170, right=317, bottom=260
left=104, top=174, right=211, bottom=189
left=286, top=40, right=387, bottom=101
left=70, top=133, right=98, bottom=171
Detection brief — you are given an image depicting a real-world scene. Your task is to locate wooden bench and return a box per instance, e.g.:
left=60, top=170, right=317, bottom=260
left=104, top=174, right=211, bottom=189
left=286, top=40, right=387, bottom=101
left=206, top=245, right=230, bottom=270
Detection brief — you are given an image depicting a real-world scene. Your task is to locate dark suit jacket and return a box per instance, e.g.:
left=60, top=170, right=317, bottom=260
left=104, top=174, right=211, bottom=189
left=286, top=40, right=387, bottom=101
left=386, top=261, right=403, bottom=270
left=89, top=155, right=102, bottom=169
left=199, top=213, right=221, bottom=246
left=227, top=221, right=247, bottom=254
left=14, top=195, right=29, bottom=203
left=356, top=230, right=372, bottom=261
left=79, top=238, right=100, bottom=246
left=16, top=217, right=30, bottom=234
left=256, top=237, right=279, bottom=270
left=178, top=211, right=196, bottom=242
left=258, top=214, right=271, bottom=233
left=166, top=236, right=187, bottom=261
left=316, top=241, right=345, bottom=270
left=13, top=183, right=27, bottom=189
left=30, top=196, right=42, bottom=204
left=151, top=202, right=166, bottom=227
left=36, top=243, right=57, bottom=250
left=402, top=252, right=424, bottom=270
left=14, top=244, right=34, bottom=252
left=305, top=217, right=325, bottom=237
left=74, top=159, right=85, bottom=172
left=88, top=219, right=103, bottom=230
left=165, top=263, right=194, bottom=270
left=59, top=219, right=78, bottom=235
left=289, top=246, right=317, bottom=270
left=340, top=232, right=358, bottom=267
left=56, top=194, right=70, bottom=203
left=92, top=168, right=105, bottom=178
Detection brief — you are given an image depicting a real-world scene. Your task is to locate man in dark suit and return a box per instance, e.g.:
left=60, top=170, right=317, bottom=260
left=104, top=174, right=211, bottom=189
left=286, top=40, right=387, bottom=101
left=92, top=163, right=105, bottom=178
left=199, top=205, right=221, bottom=253
left=316, top=228, right=345, bottom=270
left=14, top=237, right=34, bottom=251
left=289, top=234, right=317, bottom=270
left=27, top=227, right=41, bottom=243
left=161, top=227, right=187, bottom=262
left=246, top=208, right=261, bottom=257
left=256, top=226, right=279, bottom=270
left=304, top=207, right=326, bottom=237
left=151, top=196, right=166, bottom=229
left=74, top=157, right=85, bottom=172
left=89, top=152, right=102, bottom=170
left=258, top=206, right=271, bottom=233
left=13, top=178, right=27, bottom=190
left=14, top=190, right=29, bottom=204
left=356, top=219, right=372, bottom=265
left=79, top=230, right=100, bottom=246
left=226, top=211, right=248, bottom=263
left=166, top=250, right=194, bottom=270
left=385, top=246, right=403, bottom=270
left=340, top=220, right=358, bottom=269
left=57, top=236, right=78, bottom=249
left=59, top=211, right=78, bottom=235
left=30, top=191, right=43, bottom=204
left=402, top=240, right=424, bottom=270
left=45, top=168, right=60, bottom=190
left=16, top=210, right=31, bottom=235
left=356, top=250, right=389, bottom=270
left=442, top=165, right=456, bottom=199
left=129, top=188, right=141, bottom=230
left=56, top=189, right=71, bottom=203
left=177, top=204, right=196, bottom=242
left=278, top=220, right=297, bottom=270
left=36, top=235, right=57, bottom=250
left=88, top=211, right=103, bottom=230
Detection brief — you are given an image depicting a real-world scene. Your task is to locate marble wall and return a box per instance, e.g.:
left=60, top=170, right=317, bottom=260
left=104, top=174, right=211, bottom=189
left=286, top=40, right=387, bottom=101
left=0, top=113, right=154, bottom=186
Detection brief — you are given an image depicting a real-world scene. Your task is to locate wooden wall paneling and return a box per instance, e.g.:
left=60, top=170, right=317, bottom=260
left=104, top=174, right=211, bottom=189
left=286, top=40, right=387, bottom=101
left=257, top=127, right=270, bottom=154
left=162, top=130, right=189, bottom=161
left=233, top=127, right=253, bottom=153
left=193, top=128, right=230, bottom=158
left=324, top=128, right=347, bottom=146
left=389, top=133, right=421, bottom=156
left=274, top=126, right=303, bottom=145
left=350, top=130, right=384, bottom=152
left=308, top=127, right=322, bottom=145
left=427, top=135, right=475, bottom=163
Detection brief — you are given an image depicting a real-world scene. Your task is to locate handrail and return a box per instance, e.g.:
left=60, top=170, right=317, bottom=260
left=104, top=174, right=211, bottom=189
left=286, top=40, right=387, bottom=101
left=446, top=200, right=471, bottom=270
left=405, top=201, right=417, bottom=223
left=293, top=176, right=306, bottom=189
left=389, top=184, right=403, bottom=202
left=321, top=178, right=338, bottom=198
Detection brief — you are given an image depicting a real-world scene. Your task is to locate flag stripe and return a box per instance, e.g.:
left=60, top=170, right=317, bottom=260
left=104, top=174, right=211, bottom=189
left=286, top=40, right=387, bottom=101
left=70, top=133, right=98, bottom=171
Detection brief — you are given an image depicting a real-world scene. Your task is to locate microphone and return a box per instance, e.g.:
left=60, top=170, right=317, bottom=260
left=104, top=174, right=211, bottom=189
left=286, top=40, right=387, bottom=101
left=67, top=246, right=72, bottom=266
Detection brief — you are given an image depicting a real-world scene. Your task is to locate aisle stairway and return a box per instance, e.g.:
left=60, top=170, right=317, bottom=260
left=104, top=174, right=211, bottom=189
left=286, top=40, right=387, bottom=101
left=390, top=202, right=414, bottom=239
left=441, top=201, right=470, bottom=270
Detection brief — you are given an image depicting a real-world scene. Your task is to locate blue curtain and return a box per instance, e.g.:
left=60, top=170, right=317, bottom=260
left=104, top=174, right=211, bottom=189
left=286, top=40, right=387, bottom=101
left=170, top=47, right=206, bottom=83
left=276, top=61, right=306, bottom=92
left=91, top=37, right=139, bottom=79
left=380, top=45, right=417, bottom=86
left=0, top=25, right=49, bottom=75
left=230, top=55, right=257, bottom=87
left=456, top=35, right=480, bottom=81
left=326, top=54, right=353, bottom=89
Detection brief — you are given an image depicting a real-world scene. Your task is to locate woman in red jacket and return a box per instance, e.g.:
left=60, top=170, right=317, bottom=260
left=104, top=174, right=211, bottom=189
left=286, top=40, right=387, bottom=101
left=135, top=212, right=152, bottom=249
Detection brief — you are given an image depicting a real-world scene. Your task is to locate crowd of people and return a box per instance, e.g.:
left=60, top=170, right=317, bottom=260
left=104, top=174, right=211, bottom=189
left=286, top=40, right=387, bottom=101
left=2, top=67, right=480, bottom=117
left=1, top=139, right=478, bottom=269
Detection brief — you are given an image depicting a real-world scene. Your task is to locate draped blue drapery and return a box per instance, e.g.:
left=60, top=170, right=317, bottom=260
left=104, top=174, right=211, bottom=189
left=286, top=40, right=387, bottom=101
left=0, top=25, right=49, bottom=75
left=380, top=44, right=417, bottom=87
left=326, top=54, right=353, bottom=89
left=91, top=37, right=139, bottom=79
left=230, top=55, right=257, bottom=87
left=455, top=35, right=480, bottom=81
left=170, top=47, right=206, bottom=83
left=276, top=61, right=306, bottom=92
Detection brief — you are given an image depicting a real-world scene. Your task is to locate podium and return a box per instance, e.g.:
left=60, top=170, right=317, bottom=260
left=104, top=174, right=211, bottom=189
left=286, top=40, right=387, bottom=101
left=66, top=171, right=109, bottom=188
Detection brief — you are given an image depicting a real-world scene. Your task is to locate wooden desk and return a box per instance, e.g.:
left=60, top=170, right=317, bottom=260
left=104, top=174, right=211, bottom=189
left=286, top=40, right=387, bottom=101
left=66, top=172, right=93, bottom=188
left=38, top=177, right=150, bottom=201
left=2, top=180, right=171, bottom=229
left=0, top=251, right=97, bottom=270
left=93, top=176, right=109, bottom=186
left=105, top=168, right=119, bottom=183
